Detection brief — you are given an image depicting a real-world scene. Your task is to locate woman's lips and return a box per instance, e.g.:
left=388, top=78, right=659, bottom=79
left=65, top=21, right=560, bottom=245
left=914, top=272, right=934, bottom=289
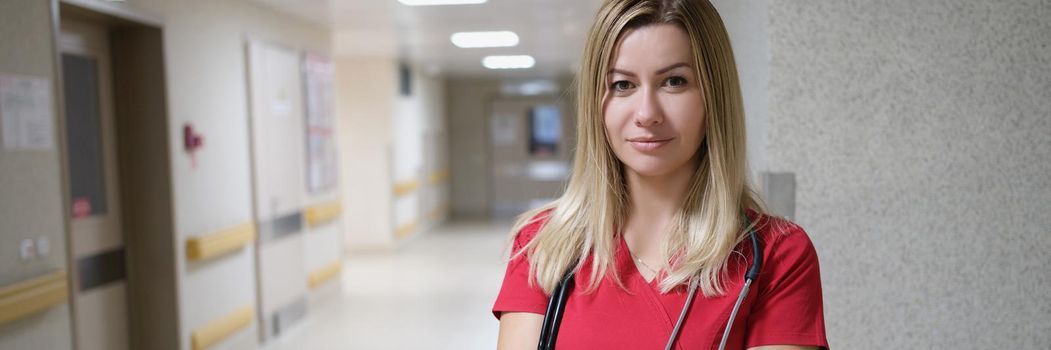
left=627, top=137, right=673, bottom=152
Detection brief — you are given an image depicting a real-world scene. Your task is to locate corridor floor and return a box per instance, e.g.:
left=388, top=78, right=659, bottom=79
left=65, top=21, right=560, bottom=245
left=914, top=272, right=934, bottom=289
left=263, top=220, right=514, bottom=350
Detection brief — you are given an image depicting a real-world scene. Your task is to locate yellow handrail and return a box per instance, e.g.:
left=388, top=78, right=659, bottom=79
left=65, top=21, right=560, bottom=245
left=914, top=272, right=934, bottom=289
left=190, top=306, right=254, bottom=350
left=428, top=169, right=449, bottom=184
left=393, top=179, right=419, bottom=197
left=304, top=201, right=342, bottom=228
left=186, top=222, right=256, bottom=261
left=0, top=270, right=68, bottom=327
left=307, top=261, right=342, bottom=289
left=395, top=220, right=418, bottom=239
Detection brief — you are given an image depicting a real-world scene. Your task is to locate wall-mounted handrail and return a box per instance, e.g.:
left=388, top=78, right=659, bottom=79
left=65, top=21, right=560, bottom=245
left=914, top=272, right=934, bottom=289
left=395, top=220, right=418, bottom=239
left=393, top=178, right=419, bottom=197
left=428, top=169, right=449, bottom=184
left=0, top=270, right=69, bottom=327
left=307, top=261, right=342, bottom=289
left=185, top=222, right=256, bottom=261
left=304, top=201, right=341, bottom=228
left=190, top=306, right=254, bottom=350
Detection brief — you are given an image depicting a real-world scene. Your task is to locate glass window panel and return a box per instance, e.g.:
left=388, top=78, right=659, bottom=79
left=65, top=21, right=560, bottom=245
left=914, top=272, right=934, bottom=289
left=62, top=53, right=107, bottom=217
left=528, top=104, right=561, bottom=156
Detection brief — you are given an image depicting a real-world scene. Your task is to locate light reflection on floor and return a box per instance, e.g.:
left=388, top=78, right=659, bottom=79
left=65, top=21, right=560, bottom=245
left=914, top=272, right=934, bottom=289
left=263, top=220, right=513, bottom=350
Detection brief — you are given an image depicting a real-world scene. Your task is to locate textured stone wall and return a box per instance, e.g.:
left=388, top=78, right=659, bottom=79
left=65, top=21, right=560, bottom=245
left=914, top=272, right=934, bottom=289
left=767, top=1, right=1051, bottom=348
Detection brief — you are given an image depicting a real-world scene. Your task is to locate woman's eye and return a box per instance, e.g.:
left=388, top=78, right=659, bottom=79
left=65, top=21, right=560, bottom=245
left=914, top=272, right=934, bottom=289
left=611, top=80, right=635, bottom=91
left=665, top=76, right=688, bottom=87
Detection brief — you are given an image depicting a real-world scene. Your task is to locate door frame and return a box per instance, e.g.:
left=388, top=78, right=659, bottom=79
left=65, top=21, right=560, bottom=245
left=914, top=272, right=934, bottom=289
left=51, top=1, right=176, bottom=349
left=485, top=94, right=575, bottom=219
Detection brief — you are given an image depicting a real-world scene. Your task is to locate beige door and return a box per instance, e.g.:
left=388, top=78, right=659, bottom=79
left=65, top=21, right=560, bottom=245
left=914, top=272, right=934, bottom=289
left=246, top=40, right=309, bottom=340
left=60, top=16, right=130, bottom=350
left=488, top=97, right=575, bottom=218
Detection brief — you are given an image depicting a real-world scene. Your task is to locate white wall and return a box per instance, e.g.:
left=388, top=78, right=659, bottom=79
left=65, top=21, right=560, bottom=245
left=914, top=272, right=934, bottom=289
left=394, top=65, right=448, bottom=237
left=392, top=65, right=425, bottom=238
left=62, top=1, right=331, bottom=349
left=155, top=2, right=326, bottom=347
left=0, top=0, right=74, bottom=348
left=446, top=78, right=501, bottom=218
left=419, top=73, right=451, bottom=230
left=767, top=1, right=1051, bottom=348
left=711, top=0, right=770, bottom=182
left=3, top=0, right=340, bottom=348
left=335, top=58, right=448, bottom=250
left=300, top=53, right=343, bottom=308
left=445, top=77, right=575, bottom=219
left=335, top=56, right=396, bottom=250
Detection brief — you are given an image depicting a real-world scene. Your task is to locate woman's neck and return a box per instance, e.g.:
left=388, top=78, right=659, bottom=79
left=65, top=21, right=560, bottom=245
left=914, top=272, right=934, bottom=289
left=623, top=162, right=696, bottom=245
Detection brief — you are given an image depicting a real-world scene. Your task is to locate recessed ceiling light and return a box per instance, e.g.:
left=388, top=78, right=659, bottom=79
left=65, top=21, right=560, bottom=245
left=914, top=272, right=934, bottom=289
left=451, top=31, right=519, bottom=48
left=482, top=55, right=535, bottom=69
left=398, top=0, right=487, bottom=6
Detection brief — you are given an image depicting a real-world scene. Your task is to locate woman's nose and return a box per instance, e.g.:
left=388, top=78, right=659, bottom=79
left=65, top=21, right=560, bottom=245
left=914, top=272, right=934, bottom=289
left=633, top=88, right=664, bottom=127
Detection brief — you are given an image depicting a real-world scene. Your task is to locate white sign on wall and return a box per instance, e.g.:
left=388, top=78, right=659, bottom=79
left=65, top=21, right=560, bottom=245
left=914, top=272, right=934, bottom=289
left=491, top=113, right=518, bottom=145
left=0, top=74, right=54, bottom=151
left=303, top=53, right=337, bottom=193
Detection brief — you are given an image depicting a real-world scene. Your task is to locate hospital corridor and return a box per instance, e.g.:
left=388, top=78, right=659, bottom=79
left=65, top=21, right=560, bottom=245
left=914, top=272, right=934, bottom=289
left=1, top=0, right=1049, bottom=350
left=261, top=221, right=510, bottom=350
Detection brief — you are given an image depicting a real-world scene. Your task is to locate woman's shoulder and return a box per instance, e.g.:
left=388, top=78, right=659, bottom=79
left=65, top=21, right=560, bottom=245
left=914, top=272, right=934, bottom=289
left=751, top=211, right=803, bottom=235
left=748, top=211, right=820, bottom=262
left=510, top=208, right=555, bottom=252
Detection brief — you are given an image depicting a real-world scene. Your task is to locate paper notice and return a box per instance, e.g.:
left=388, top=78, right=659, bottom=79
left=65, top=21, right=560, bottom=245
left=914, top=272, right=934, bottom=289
left=0, top=74, right=54, bottom=151
left=491, top=113, right=517, bottom=145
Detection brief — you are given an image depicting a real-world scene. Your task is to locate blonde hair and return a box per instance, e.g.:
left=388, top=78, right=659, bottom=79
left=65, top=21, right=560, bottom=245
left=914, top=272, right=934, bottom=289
left=511, top=0, right=765, bottom=296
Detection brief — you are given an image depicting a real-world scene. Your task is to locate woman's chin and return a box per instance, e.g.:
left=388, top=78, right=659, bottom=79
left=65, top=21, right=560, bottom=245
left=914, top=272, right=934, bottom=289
left=622, top=161, right=681, bottom=179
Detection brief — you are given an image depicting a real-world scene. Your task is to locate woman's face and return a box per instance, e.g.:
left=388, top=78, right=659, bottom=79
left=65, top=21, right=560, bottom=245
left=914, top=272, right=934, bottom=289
left=603, top=24, right=706, bottom=178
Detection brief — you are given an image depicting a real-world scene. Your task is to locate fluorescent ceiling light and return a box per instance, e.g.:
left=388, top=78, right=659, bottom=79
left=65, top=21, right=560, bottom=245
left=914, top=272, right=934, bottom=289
left=483, top=55, right=535, bottom=69
left=398, top=0, right=487, bottom=5
left=451, top=31, right=519, bottom=48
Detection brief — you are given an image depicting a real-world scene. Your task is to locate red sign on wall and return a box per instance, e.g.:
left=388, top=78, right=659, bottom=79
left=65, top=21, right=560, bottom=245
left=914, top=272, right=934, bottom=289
left=72, top=197, right=92, bottom=219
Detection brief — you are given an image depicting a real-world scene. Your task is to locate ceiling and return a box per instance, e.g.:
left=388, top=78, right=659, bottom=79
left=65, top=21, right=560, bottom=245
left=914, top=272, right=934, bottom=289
left=253, top=0, right=604, bottom=78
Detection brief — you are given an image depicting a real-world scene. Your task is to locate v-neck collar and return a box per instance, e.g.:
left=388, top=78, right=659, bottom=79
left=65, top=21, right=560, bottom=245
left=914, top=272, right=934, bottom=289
left=618, top=234, right=663, bottom=285
left=617, top=236, right=694, bottom=350
left=618, top=237, right=677, bottom=319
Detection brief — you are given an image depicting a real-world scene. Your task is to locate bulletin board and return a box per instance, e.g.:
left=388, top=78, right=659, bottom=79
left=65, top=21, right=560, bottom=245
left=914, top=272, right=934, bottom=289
left=302, top=53, right=337, bottom=193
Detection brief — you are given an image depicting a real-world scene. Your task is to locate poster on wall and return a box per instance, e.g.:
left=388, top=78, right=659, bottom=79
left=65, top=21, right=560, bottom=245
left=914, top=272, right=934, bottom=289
left=490, top=113, right=517, bottom=146
left=0, top=74, right=54, bottom=151
left=528, top=104, right=561, bottom=156
left=303, top=53, right=337, bottom=193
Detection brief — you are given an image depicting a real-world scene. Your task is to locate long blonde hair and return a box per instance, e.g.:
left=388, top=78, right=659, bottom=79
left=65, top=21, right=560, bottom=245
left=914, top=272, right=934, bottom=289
left=511, top=0, right=765, bottom=296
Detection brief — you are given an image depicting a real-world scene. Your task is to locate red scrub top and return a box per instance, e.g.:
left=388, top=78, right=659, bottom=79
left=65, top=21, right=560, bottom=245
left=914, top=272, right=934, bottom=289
left=492, top=212, right=829, bottom=350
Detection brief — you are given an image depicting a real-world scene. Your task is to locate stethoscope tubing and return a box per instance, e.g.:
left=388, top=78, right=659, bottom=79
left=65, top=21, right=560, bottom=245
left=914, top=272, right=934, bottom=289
left=538, top=273, right=575, bottom=349
left=717, top=279, right=753, bottom=350
left=538, top=220, right=762, bottom=350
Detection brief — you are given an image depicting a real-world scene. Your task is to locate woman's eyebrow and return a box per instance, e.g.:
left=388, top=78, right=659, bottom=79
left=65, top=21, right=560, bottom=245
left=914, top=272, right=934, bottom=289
left=608, top=62, right=692, bottom=76
left=608, top=68, right=636, bottom=77
left=656, top=62, right=691, bottom=74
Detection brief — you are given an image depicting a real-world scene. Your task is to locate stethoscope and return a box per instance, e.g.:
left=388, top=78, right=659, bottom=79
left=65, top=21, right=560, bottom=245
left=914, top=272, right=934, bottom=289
left=537, top=220, right=762, bottom=350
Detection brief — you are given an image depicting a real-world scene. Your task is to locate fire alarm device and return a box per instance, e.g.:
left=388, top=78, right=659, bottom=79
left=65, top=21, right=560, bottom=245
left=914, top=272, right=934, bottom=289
left=183, top=123, right=204, bottom=167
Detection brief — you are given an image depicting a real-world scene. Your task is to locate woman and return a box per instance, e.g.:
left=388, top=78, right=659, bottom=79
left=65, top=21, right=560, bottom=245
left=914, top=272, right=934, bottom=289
left=493, top=0, right=828, bottom=349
